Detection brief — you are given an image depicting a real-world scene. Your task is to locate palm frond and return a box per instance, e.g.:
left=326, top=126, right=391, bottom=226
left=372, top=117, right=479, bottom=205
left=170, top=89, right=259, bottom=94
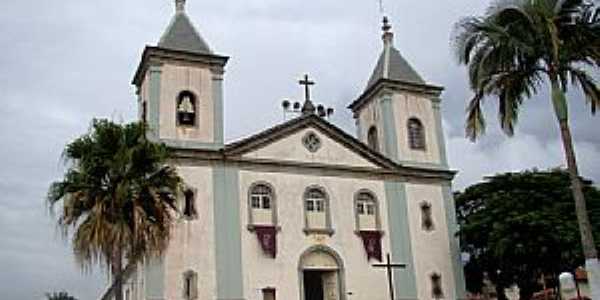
left=48, top=120, right=182, bottom=273
left=568, top=67, right=600, bottom=113
left=466, top=93, right=487, bottom=141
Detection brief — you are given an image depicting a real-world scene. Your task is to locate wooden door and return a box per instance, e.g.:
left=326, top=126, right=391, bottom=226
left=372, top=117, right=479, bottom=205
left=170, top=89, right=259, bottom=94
left=322, top=272, right=339, bottom=300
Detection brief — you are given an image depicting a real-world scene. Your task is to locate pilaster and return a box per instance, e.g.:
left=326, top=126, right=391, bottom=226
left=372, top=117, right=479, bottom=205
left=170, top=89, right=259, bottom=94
left=384, top=181, right=418, bottom=300
left=211, top=67, right=225, bottom=146
left=380, top=93, right=400, bottom=161
left=147, top=64, right=163, bottom=142
left=213, top=165, right=245, bottom=300
left=432, top=97, right=449, bottom=168
left=441, top=182, right=467, bottom=300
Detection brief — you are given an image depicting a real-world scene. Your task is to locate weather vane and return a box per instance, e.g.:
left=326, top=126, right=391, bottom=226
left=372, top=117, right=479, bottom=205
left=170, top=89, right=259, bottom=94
left=378, top=0, right=386, bottom=15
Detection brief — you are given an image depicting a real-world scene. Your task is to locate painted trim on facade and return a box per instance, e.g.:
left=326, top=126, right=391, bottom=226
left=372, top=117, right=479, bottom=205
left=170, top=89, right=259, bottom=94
left=384, top=181, right=418, bottom=300
left=380, top=95, right=400, bottom=162
left=432, top=98, right=449, bottom=167
left=144, top=257, right=166, bottom=300
left=163, top=139, right=223, bottom=150
left=212, top=69, right=224, bottom=146
left=396, top=160, right=447, bottom=171
left=213, top=165, right=245, bottom=300
left=174, top=155, right=456, bottom=183
left=355, top=118, right=363, bottom=142
left=441, top=182, right=467, bottom=300
left=147, top=65, right=162, bottom=142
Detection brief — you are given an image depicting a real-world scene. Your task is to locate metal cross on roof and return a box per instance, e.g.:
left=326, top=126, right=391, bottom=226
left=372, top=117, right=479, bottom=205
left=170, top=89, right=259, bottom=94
left=373, top=253, right=407, bottom=300
left=299, top=74, right=315, bottom=102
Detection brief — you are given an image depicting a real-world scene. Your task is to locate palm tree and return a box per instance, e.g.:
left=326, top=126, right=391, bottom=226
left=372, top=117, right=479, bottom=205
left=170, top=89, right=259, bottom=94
left=453, top=0, right=600, bottom=296
left=48, top=119, right=182, bottom=300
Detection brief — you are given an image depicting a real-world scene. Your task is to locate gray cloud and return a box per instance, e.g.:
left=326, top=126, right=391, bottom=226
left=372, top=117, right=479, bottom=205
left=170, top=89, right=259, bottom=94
left=1, top=0, right=599, bottom=299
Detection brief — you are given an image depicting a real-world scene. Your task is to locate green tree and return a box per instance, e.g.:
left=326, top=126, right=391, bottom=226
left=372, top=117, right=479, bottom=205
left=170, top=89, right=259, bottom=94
left=48, top=120, right=182, bottom=300
left=453, top=0, right=600, bottom=296
left=456, top=170, right=600, bottom=299
left=46, top=291, right=78, bottom=300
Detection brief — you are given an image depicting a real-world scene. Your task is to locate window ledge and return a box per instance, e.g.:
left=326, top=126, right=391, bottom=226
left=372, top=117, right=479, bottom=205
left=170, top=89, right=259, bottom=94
left=354, top=230, right=385, bottom=237
left=247, top=224, right=281, bottom=232
left=303, top=228, right=335, bottom=236
left=182, top=215, right=198, bottom=222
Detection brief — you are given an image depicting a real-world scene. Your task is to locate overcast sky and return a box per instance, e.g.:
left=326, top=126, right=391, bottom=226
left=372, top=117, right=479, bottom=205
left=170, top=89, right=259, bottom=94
left=1, top=0, right=599, bottom=299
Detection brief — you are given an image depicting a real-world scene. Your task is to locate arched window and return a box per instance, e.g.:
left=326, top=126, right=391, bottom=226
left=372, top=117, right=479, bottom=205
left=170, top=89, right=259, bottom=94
left=248, top=183, right=276, bottom=227
left=183, top=189, right=197, bottom=220
left=421, top=202, right=434, bottom=231
left=431, top=273, right=444, bottom=299
left=367, top=126, right=379, bottom=152
left=303, top=186, right=333, bottom=235
left=183, top=270, right=198, bottom=300
left=355, top=190, right=380, bottom=231
left=176, top=91, right=197, bottom=127
left=408, top=118, right=426, bottom=150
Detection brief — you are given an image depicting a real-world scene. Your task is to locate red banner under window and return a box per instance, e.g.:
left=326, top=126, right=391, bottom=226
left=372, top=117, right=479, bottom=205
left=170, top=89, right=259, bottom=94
left=254, top=226, right=277, bottom=258
left=359, top=230, right=383, bottom=262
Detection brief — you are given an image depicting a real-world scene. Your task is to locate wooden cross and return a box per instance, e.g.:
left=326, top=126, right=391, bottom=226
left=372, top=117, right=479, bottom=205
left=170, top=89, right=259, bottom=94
left=298, top=74, right=315, bottom=102
left=373, top=253, right=407, bottom=300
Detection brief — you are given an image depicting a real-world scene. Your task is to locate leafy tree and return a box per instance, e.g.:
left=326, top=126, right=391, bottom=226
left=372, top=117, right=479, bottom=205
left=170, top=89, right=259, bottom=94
left=456, top=169, right=600, bottom=299
left=48, top=120, right=182, bottom=300
left=453, top=0, right=600, bottom=296
left=46, top=291, right=78, bottom=300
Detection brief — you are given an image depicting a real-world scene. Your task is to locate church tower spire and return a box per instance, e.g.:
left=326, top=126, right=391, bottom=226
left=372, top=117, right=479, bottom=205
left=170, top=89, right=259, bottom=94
left=132, top=0, right=228, bottom=149
left=348, top=16, right=447, bottom=169
left=175, top=0, right=186, bottom=13
left=381, top=16, right=393, bottom=79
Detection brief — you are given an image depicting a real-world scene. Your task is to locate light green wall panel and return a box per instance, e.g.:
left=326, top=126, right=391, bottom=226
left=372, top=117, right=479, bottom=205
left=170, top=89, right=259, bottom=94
left=380, top=96, right=400, bottom=161
left=213, top=165, right=244, bottom=300
left=212, top=75, right=224, bottom=146
left=144, top=258, right=165, bottom=300
left=432, top=99, right=448, bottom=168
left=147, top=65, right=162, bottom=141
left=384, top=181, right=418, bottom=300
left=442, top=183, right=467, bottom=299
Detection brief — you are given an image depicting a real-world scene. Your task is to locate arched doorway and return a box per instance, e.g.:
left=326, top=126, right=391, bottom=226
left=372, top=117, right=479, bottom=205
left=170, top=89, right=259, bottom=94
left=298, top=246, right=345, bottom=300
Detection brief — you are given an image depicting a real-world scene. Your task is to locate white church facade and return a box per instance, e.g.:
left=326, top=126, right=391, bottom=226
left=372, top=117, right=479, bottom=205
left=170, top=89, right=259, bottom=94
left=117, top=1, right=467, bottom=299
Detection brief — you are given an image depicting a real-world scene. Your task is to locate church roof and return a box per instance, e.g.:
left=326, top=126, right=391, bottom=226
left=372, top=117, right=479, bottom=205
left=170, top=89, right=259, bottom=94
left=365, top=46, right=425, bottom=91
left=158, top=10, right=212, bottom=55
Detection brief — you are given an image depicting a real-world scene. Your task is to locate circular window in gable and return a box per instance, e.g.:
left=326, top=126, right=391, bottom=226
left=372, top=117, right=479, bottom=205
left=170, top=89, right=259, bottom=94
left=302, top=131, right=322, bottom=153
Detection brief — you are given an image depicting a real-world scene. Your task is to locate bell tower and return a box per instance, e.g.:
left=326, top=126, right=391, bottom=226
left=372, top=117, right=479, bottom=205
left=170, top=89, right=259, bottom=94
left=132, top=0, right=228, bottom=149
left=349, top=17, right=448, bottom=168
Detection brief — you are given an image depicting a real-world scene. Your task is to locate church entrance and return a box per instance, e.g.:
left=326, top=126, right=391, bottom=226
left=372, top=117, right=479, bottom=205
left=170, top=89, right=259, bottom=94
left=304, top=271, right=324, bottom=300
left=303, top=270, right=339, bottom=300
left=299, top=246, right=344, bottom=300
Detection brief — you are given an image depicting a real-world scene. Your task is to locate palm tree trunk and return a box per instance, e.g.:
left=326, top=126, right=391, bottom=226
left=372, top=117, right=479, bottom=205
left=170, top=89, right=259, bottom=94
left=551, top=80, right=600, bottom=299
left=558, top=120, right=597, bottom=259
left=113, top=247, right=124, bottom=300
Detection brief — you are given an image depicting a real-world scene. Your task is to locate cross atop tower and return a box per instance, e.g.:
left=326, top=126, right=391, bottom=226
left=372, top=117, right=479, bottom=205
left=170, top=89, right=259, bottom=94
left=176, top=0, right=186, bottom=13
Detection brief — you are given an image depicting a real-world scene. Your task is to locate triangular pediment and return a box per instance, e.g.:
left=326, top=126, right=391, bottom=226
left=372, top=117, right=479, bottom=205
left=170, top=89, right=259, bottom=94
left=225, top=115, right=398, bottom=171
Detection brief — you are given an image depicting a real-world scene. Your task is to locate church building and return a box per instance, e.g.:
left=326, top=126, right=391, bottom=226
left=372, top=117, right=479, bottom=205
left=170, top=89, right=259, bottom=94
left=117, top=1, right=467, bottom=299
